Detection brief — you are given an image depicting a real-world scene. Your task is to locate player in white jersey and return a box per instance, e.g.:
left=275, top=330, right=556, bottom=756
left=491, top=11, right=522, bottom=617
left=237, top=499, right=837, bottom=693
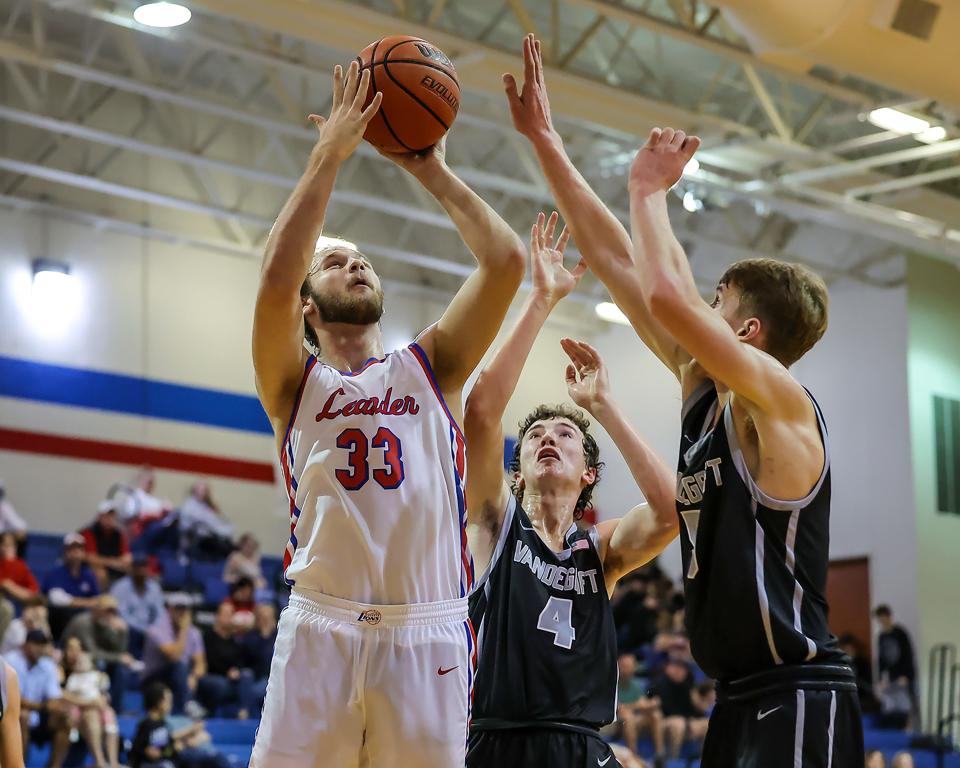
left=250, top=62, right=525, bottom=768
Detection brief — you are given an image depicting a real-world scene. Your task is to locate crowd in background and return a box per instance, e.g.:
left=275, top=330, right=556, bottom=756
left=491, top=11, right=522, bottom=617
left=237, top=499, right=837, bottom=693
left=0, top=468, right=279, bottom=768
left=0, top=469, right=927, bottom=768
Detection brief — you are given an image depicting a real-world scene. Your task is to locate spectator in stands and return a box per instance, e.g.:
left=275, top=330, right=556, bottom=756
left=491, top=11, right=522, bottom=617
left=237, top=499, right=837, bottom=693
left=892, top=753, right=914, bottom=768
left=198, top=603, right=264, bottom=719
left=2, top=595, right=49, bottom=655
left=0, top=654, right=25, bottom=768
left=242, top=603, right=278, bottom=682
left=223, top=533, right=266, bottom=589
left=651, top=656, right=710, bottom=760
left=605, top=652, right=665, bottom=760
left=142, top=594, right=206, bottom=716
left=42, top=533, right=100, bottom=640
left=875, top=604, right=918, bottom=729
left=130, top=682, right=229, bottom=768
left=82, top=501, right=132, bottom=590
left=110, top=555, right=165, bottom=658
left=840, top=633, right=879, bottom=714
left=223, top=577, right=256, bottom=631
left=178, top=482, right=234, bottom=560
left=866, top=750, right=887, bottom=768
left=611, top=573, right=659, bottom=653
left=0, top=531, right=39, bottom=641
left=7, top=629, right=70, bottom=768
left=62, top=595, right=134, bottom=710
left=0, top=481, right=27, bottom=556
left=60, top=638, right=120, bottom=768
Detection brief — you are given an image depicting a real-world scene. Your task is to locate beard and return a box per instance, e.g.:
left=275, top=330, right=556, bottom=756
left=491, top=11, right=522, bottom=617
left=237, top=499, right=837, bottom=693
left=310, top=285, right=385, bottom=325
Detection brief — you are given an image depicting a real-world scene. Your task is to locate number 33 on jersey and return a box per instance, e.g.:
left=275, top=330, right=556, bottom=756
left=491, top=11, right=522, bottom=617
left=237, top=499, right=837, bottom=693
left=279, top=344, right=473, bottom=605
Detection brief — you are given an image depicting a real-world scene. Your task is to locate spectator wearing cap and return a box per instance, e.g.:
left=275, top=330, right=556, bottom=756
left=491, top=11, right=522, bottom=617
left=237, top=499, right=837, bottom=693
left=142, top=594, right=206, bottom=715
left=41, top=534, right=100, bottom=641
left=110, top=555, right=165, bottom=659
left=82, top=501, right=132, bottom=590
left=63, top=595, right=134, bottom=710
left=7, top=629, right=70, bottom=768
left=0, top=531, right=39, bottom=641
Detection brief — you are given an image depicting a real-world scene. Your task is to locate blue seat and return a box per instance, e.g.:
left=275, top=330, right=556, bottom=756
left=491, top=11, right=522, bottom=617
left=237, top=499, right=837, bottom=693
left=204, top=578, right=230, bottom=607
left=191, top=560, right=224, bottom=588
left=161, top=556, right=188, bottom=589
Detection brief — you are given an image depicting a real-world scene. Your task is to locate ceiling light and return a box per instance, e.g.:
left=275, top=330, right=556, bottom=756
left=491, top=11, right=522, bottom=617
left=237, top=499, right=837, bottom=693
left=316, top=235, right=358, bottom=251
left=683, top=157, right=700, bottom=176
left=595, top=302, right=631, bottom=326
left=28, top=259, right=80, bottom=336
left=133, top=2, right=192, bottom=28
left=867, top=107, right=929, bottom=135
left=916, top=126, right=947, bottom=144
left=682, top=190, right=704, bottom=213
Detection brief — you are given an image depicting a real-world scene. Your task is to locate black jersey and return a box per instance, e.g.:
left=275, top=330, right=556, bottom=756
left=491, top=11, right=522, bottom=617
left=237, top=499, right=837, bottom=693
left=676, top=381, right=846, bottom=682
left=469, top=496, right=618, bottom=728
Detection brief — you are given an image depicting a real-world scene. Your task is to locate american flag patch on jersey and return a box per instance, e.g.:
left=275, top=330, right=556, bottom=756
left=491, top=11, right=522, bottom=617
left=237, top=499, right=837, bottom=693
left=571, top=539, right=589, bottom=551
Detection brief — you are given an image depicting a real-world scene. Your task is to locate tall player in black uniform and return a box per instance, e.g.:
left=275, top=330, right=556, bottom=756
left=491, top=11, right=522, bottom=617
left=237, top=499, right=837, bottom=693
left=464, top=212, right=679, bottom=767
left=503, top=34, right=864, bottom=766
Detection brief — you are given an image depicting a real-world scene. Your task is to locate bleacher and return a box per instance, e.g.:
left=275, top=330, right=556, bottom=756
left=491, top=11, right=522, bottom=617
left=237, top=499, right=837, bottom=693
left=16, top=531, right=960, bottom=768
left=20, top=530, right=280, bottom=768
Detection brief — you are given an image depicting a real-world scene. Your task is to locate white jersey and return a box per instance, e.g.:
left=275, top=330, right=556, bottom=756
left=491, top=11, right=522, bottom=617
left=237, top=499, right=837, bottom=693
left=279, top=343, right=473, bottom=605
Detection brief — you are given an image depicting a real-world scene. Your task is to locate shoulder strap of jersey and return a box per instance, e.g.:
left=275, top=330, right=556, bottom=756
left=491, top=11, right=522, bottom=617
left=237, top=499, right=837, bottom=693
left=472, top=495, right=518, bottom=592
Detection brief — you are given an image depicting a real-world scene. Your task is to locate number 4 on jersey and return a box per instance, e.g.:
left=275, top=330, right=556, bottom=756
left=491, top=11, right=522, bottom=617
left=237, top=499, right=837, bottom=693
left=537, top=596, right=576, bottom=649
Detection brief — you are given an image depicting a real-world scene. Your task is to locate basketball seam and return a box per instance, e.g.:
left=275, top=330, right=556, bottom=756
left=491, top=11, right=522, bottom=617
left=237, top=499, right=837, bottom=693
left=382, top=60, right=452, bottom=133
left=366, top=39, right=416, bottom=153
left=362, top=58, right=459, bottom=88
left=379, top=37, right=459, bottom=86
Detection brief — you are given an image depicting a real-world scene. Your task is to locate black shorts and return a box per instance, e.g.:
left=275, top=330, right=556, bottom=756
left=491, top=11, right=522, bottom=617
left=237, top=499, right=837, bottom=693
left=702, top=687, right=864, bottom=767
left=467, top=726, right=622, bottom=768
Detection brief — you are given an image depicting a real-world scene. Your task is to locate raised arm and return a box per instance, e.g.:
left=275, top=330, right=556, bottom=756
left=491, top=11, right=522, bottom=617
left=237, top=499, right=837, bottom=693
left=465, top=213, right=585, bottom=575
left=379, top=140, right=525, bottom=403
left=627, top=128, right=810, bottom=413
left=562, top=339, right=678, bottom=589
left=253, top=62, right=382, bottom=434
left=504, top=34, right=688, bottom=378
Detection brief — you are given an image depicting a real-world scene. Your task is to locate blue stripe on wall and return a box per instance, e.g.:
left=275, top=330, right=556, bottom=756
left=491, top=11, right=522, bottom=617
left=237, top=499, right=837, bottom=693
left=0, top=356, right=272, bottom=434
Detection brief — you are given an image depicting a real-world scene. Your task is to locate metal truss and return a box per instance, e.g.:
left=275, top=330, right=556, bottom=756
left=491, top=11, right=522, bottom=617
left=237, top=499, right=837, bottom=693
left=1, top=0, right=958, bottom=308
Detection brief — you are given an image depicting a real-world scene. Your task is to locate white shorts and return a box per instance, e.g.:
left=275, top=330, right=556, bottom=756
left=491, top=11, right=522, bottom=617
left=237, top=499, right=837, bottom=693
left=251, top=589, right=475, bottom=768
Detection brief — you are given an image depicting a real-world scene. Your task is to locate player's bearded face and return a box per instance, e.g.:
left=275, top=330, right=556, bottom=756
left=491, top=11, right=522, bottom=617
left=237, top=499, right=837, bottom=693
left=310, top=282, right=385, bottom=325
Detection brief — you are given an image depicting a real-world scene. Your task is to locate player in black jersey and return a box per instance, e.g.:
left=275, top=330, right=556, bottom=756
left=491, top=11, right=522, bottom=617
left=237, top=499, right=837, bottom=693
left=503, top=34, right=864, bottom=767
left=463, top=212, right=679, bottom=768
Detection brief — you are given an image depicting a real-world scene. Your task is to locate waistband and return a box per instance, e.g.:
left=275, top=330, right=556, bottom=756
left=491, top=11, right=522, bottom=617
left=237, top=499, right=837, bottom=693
left=717, top=663, right=857, bottom=703
left=289, top=588, right=468, bottom=628
left=470, top=719, right=602, bottom=739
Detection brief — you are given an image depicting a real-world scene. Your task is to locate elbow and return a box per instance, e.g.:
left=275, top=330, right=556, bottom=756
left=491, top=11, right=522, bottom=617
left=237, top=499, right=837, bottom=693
left=646, top=274, right=685, bottom=323
left=464, top=388, right=497, bottom=436
left=500, top=242, right=526, bottom=283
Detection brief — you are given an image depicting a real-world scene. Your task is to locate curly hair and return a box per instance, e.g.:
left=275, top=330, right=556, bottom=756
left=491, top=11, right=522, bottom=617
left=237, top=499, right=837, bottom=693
left=508, top=404, right=604, bottom=519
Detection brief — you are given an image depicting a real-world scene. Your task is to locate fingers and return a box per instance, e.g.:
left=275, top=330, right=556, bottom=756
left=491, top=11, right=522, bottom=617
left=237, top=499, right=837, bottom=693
left=570, top=256, right=587, bottom=283
left=533, top=36, right=544, bottom=83
left=342, top=60, right=360, bottom=105
left=682, top=135, right=702, bottom=159
left=532, top=212, right=546, bottom=252
left=331, top=64, right=344, bottom=111
left=544, top=210, right=559, bottom=246
left=646, top=127, right=661, bottom=148
left=522, top=33, right=536, bottom=86
left=502, top=73, right=520, bottom=101
left=352, top=67, right=371, bottom=112
left=565, top=363, right=578, bottom=387
left=308, top=114, right=326, bottom=131
left=359, top=91, right=383, bottom=123
left=556, top=227, right=571, bottom=255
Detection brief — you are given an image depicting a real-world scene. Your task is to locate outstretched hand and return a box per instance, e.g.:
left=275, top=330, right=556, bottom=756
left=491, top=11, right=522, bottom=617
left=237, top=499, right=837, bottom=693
left=628, top=127, right=701, bottom=198
left=530, top=211, right=586, bottom=308
left=562, top=338, right=611, bottom=414
left=503, top=33, right=556, bottom=143
left=309, top=61, right=382, bottom=164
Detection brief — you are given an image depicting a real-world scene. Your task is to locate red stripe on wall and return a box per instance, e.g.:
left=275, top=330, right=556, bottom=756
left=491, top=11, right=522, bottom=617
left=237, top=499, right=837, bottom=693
left=0, top=427, right=275, bottom=483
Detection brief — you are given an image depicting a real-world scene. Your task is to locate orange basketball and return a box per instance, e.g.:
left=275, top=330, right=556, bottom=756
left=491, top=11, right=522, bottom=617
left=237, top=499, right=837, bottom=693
left=358, top=35, right=460, bottom=153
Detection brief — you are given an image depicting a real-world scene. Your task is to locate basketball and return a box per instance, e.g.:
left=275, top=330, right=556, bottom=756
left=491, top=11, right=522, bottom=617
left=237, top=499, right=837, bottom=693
left=357, top=35, right=460, bottom=153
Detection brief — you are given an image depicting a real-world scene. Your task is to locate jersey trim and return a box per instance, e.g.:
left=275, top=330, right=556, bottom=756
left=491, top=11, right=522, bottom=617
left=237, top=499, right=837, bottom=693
left=753, top=499, right=783, bottom=665
left=794, top=689, right=806, bottom=768
left=472, top=495, right=517, bottom=592
left=407, top=342, right=465, bottom=442
left=681, top=379, right=715, bottom=421
left=723, top=394, right=830, bottom=512
left=279, top=354, right=318, bottom=586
